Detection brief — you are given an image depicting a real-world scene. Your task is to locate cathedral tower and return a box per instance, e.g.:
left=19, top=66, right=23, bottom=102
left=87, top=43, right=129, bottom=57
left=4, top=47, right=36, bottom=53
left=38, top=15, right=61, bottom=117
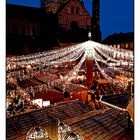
left=92, top=0, right=101, bottom=42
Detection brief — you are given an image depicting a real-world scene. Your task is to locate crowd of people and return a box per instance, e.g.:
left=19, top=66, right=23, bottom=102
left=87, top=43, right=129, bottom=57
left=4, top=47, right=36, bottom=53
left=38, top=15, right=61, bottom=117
left=6, top=61, right=132, bottom=117
left=6, top=85, right=40, bottom=117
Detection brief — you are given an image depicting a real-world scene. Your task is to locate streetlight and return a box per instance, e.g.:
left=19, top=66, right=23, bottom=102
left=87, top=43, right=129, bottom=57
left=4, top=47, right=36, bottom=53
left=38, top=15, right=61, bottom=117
left=88, top=31, right=92, bottom=40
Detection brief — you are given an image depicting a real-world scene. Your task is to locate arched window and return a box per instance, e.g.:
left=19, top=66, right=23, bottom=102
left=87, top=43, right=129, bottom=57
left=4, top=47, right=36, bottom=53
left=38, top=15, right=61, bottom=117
left=71, top=6, right=75, bottom=14
left=70, top=21, right=78, bottom=31
left=76, top=7, right=80, bottom=14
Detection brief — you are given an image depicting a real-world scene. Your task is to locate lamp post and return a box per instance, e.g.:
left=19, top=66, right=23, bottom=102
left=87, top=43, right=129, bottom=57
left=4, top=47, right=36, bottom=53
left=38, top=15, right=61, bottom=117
left=88, top=31, right=92, bottom=40
left=86, top=32, right=94, bottom=88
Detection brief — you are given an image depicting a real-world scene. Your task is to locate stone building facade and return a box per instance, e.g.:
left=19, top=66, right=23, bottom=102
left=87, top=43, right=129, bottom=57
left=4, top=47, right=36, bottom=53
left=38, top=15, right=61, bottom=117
left=102, top=32, right=134, bottom=51
left=6, top=0, right=101, bottom=54
left=6, top=5, right=44, bottom=54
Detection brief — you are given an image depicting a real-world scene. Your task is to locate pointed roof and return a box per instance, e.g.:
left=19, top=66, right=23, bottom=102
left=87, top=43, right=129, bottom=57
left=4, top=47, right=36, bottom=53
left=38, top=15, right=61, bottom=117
left=102, top=32, right=134, bottom=44
left=56, top=0, right=91, bottom=17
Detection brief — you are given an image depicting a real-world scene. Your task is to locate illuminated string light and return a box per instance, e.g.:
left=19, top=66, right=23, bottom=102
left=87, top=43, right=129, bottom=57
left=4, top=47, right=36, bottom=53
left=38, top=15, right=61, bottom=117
left=6, top=40, right=134, bottom=94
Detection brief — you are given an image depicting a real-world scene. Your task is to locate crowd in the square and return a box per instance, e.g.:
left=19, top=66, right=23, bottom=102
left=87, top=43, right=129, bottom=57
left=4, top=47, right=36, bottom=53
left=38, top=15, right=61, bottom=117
left=6, top=62, right=132, bottom=117
left=6, top=84, right=40, bottom=117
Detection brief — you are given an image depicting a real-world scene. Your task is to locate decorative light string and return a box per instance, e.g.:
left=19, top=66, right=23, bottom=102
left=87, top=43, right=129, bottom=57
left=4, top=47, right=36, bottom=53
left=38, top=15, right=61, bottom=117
left=7, top=42, right=84, bottom=63
left=94, top=59, right=128, bottom=89
left=7, top=52, right=86, bottom=95
left=96, top=44, right=133, bottom=62
left=6, top=40, right=134, bottom=93
left=50, top=52, right=87, bottom=90
left=6, top=49, right=85, bottom=83
left=95, top=45, right=120, bottom=63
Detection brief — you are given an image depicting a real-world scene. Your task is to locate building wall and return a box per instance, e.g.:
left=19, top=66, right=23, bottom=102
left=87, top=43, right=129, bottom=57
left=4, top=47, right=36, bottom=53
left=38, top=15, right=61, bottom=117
left=108, top=42, right=134, bottom=50
left=7, top=18, right=41, bottom=36
left=102, top=32, right=134, bottom=51
left=57, top=1, right=91, bottom=30
left=6, top=0, right=93, bottom=54
left=7, top=17, right=42, bottom=54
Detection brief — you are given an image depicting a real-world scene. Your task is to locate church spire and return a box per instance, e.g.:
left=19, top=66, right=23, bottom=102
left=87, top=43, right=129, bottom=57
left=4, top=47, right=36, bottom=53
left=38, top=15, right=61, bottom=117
left=92, top=0, right=102, bottom=42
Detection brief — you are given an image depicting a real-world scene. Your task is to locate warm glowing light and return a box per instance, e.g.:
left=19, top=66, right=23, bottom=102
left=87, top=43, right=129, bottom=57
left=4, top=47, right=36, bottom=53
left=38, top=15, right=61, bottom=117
left=26, top=126, right=49, bottom=140
left=32, top=99, right=42, bottom=107
left=6, top=40, right=134, bottom=93
left=26, top=64, right=32, bottom=69
left=43, top=101, right=50, bottom=107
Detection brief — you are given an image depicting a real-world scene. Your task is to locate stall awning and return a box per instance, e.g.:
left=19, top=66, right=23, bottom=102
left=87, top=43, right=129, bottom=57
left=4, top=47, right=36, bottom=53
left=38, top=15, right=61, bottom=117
left=96, top=79, right=110, bottom=84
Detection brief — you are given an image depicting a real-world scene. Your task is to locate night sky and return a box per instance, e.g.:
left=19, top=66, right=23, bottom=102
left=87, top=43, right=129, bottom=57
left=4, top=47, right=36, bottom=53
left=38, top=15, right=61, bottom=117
left=6, top=0, right=134, bottom=39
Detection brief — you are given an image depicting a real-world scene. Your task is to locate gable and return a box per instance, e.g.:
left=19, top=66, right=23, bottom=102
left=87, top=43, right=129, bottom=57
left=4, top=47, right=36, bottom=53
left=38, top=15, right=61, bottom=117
left=58, top=0, right=91, bottom=18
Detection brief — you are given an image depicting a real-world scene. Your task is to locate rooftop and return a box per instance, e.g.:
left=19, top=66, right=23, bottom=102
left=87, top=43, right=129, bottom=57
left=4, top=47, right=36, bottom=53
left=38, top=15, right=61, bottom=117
left=6, top=100, right=134, bottom=140
left=102, top=32, right=134, bottom=44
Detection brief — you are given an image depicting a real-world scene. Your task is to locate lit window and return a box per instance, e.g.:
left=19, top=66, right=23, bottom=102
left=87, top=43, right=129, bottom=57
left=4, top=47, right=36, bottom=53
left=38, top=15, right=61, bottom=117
left=125, top=44, right=128, bottom=48
left=114, top=44, right=116, bottom=48
left=117, top=44, right=120, bottom=48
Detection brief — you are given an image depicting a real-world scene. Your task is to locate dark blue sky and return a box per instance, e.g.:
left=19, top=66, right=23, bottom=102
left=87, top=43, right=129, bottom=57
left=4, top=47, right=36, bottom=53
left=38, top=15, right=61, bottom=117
left=6, top=0, right=134, bottom=39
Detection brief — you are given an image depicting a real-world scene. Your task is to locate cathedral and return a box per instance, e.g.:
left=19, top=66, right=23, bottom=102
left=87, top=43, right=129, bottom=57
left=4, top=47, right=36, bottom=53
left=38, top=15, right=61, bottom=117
left=41, top=0, right=91, bottom=30
left=6, top=0, right=102, bottom=54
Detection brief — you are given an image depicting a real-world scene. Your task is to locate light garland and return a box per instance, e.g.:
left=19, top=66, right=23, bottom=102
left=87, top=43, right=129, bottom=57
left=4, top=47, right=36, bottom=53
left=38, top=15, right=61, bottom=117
left=6, top=40, right=134, bottom=95
left=94, top=59, right=129, bottom=89
left=62, top=52, right=86, bottom=81
left=7, top=43, right=84, bottom=66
